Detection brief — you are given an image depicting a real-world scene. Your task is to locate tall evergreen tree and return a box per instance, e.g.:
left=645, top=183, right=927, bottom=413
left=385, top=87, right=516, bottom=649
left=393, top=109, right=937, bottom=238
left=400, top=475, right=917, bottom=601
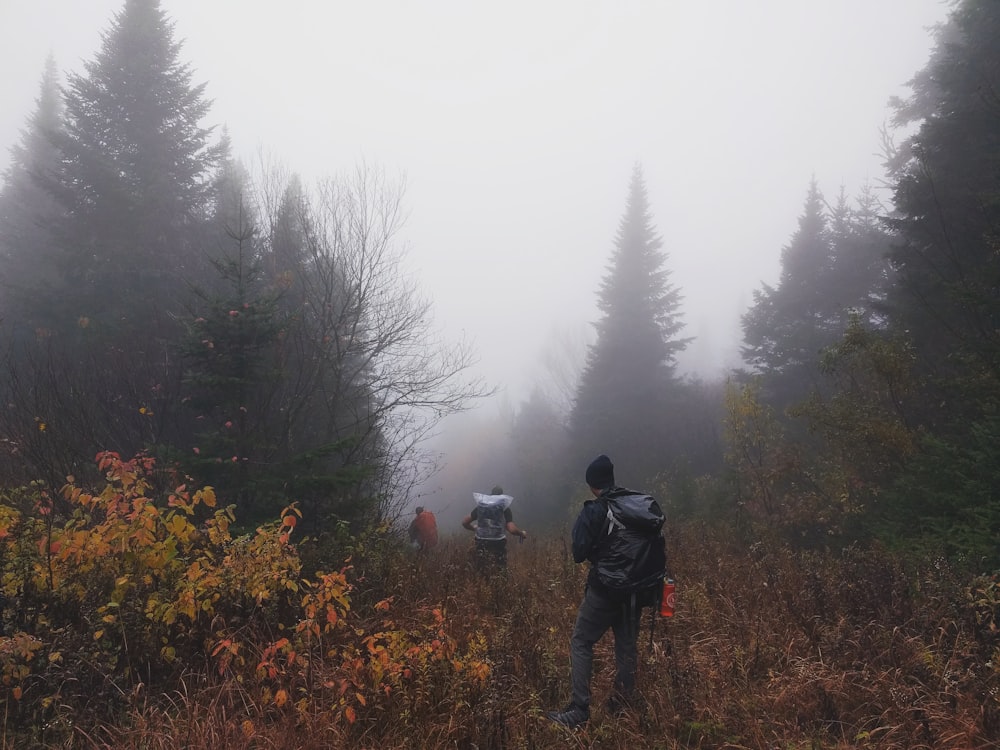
left=743, top=180, right=895, bottom=416
left=0, top=0, right=223, bottom=484
left=0, top=57, right=71, bottom=487
left=210, top=130, right=250, bottom=226
left=179, top=223, right=288, bottom=525
left=826, top=183, right=894, bottom=332
left=569, top=164, right=689, bottom=485
left=871, top=0, right=1000, bottom=563
left=44, top=0, right=220, bottom=335
left=207, top=131, right=255, bottom=246
left=742, top=180, right=834, bottom=410
left=0, top=55, right=65, bottom=334
left=884, top=0, right=1000, bottom=421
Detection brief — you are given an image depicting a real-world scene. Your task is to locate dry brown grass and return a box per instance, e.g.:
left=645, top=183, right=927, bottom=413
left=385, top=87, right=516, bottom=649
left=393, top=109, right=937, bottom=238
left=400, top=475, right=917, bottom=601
left=12, top=525, right=1000, bottom=750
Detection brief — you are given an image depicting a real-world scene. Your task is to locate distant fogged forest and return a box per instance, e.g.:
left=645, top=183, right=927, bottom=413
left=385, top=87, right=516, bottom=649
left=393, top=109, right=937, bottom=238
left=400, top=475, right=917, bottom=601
left=1, top=0, right=999, bottom=747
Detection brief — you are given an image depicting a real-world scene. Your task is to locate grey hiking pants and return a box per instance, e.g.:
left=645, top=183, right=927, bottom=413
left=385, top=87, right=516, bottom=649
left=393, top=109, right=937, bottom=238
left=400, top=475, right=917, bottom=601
left=569, top=584, right=642, bottom=712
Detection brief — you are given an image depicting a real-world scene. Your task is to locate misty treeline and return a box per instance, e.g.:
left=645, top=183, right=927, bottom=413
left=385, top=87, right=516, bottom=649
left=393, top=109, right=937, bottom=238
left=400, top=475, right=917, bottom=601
left=439, top=0, right=1000, bottom=570
left=0, top=0, right=998, bottom=571
left=0, top=1, right=486, bottom=532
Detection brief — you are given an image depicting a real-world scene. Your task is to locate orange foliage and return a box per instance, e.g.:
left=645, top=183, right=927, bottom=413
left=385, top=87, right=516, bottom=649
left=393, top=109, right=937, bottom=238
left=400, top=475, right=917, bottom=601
left=0, top=452, right=490, bottom=745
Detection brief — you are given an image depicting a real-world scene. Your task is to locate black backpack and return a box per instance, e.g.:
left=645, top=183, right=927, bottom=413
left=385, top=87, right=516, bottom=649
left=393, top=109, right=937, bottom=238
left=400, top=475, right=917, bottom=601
left=594, top=489, right=666, bottom=602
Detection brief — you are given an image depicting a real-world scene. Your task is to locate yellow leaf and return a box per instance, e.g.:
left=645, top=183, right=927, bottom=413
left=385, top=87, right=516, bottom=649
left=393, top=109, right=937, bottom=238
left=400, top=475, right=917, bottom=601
left=275, top=689, right=288, bottom=707
left=241, top=720, right=255, bottom=738
left=201, top=487, right=217, bottom=508
left=94, top=630, right=104, bottom=640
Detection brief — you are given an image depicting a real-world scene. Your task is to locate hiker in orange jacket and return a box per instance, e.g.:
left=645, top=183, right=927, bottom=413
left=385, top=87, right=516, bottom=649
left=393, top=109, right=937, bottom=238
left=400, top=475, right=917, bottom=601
left=409, top=506, right=439, bottom=551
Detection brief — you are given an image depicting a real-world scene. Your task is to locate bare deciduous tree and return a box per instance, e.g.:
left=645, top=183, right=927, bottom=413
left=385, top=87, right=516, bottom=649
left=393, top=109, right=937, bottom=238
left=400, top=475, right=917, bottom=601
left=252, top=162, right=490, bottom=524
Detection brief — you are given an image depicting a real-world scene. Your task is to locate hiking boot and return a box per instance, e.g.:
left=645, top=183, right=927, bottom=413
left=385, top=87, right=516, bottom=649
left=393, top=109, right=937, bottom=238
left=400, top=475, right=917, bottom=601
left=545, top=704, right=589, bottom=728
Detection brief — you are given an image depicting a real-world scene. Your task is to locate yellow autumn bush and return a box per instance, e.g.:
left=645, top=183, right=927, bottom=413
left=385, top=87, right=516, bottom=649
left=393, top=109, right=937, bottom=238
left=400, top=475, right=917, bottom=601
left=0, top=452, right=489, bottom=745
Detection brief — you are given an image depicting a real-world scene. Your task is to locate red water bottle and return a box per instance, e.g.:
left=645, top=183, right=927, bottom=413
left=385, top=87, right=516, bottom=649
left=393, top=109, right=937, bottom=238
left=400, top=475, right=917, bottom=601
left=660, top=578, right=675, bottom=617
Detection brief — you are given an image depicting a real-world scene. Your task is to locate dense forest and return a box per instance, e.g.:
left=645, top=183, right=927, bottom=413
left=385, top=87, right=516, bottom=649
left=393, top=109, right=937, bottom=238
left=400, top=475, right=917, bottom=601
left=1, top=0, right=998, bottom=747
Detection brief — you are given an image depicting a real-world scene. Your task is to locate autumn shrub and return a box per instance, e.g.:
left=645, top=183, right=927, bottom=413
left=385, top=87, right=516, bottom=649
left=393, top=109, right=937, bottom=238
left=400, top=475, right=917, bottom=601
left=0, top=453, right=490, bottom=748
left=0, top=453, right=291, bottom=740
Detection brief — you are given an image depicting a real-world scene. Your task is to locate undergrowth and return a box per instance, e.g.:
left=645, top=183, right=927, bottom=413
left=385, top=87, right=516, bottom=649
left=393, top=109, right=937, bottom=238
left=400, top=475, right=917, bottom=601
left=2, top=456, right=999, bottom=748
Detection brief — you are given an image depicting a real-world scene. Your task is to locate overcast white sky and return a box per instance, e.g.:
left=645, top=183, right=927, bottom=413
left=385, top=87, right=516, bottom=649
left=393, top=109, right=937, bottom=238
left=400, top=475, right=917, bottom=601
left=1, top=0, right=950, bottom=406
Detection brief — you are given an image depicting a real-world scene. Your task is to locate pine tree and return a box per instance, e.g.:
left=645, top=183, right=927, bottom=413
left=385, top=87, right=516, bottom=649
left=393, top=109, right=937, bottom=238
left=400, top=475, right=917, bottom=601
left=826, top=183, right=894, bottom=332
left=743, top=177, right=898, bottom=424
left=179, top=224, right=287, bottom=524
left=0, top=0, right=223, bottom=483
left=742, top=180, right=834, bottom=410
left=0, top=55, right=65, bottom=334
left=208, top=130, right=255, bottom=245
left=569, top=164, right=689, bottom=485
left=872, top=0, right=1000, bottom=562
left=884, top=0, right=1000, bottom=421
left=744, top=179, right=896, bottom=415
left=45, top=0, right=220, bottom=334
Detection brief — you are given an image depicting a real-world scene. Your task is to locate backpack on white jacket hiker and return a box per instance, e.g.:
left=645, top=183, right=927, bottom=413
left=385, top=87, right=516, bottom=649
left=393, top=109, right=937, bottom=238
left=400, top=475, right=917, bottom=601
left=472, top=492, right=512, bottom=541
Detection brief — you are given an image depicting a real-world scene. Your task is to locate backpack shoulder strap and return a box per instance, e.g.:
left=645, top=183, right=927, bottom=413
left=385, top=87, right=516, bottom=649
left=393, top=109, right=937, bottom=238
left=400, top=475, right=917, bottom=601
left=596, top=496, right=613, bottom=533
left=604, top=501, right=625, bottom=535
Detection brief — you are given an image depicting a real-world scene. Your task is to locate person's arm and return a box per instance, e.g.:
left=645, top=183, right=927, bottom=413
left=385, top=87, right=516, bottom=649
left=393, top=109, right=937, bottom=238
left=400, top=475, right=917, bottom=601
left=503, top=507, right=526, bottom=539
left=462, top=505, right=479, bottom=531
left=505, top=520, right=527, bottom=539
left=571, top=501, right=603, bottom=563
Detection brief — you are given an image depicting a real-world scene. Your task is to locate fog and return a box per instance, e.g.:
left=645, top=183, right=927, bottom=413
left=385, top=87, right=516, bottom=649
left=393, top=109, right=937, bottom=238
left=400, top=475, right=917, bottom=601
left=0, top=1, right=950, bottom=524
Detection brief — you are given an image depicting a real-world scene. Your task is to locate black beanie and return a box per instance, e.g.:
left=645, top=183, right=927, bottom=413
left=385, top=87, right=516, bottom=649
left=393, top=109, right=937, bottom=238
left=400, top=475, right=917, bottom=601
left=585, top=454, right=614, bottom=489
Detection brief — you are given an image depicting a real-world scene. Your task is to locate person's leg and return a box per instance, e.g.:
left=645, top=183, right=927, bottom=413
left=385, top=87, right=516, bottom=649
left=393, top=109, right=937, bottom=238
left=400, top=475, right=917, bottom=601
left=610, top=598, right=642, bottom=703
left=485, top=541, right=509, bottom=613
left=549, top=587, right=621, bottom=727
left=478, top=540, right=505, bottom=572
left=473, top=540, right=490, bottom=574
left=568, top=587, right=617, bottom=713
left=496, top=540, right=507, bottom=568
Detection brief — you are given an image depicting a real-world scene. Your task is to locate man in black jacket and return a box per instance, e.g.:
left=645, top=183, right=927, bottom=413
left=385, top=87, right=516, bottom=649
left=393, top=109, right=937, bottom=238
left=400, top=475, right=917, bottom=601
left=546, top=454, right=659, bottom=729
